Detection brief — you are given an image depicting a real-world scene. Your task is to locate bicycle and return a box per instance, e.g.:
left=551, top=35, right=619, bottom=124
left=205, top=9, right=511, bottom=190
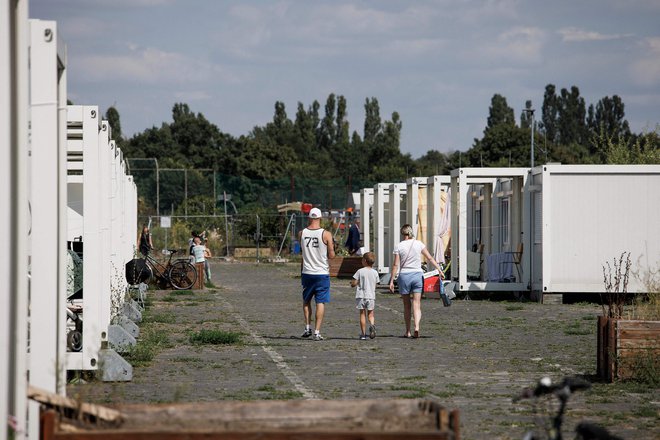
left=132, top=248, right=197, bottom=290
left=514, top=376, right=623, bottom=440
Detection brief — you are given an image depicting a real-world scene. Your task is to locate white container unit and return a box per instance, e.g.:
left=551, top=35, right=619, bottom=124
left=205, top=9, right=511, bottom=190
left=531, top=164, right=660, bottom=295
left=66, top=105, right=103, bottom=372
left=373, top=183, right=393, bottom=274
left=450, top=168, right=531, bottom=293
left=406, top=176, right=451, bottom=263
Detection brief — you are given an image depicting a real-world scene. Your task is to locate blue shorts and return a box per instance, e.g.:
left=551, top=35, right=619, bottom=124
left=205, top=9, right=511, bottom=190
left=398, top=271, right=423, bottom=295
left=301, top=274, right=331, bottom=304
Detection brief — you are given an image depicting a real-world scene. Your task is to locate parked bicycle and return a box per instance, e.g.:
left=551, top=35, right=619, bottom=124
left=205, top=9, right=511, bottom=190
left=128, top=249, right=197, bottom=290
left=514, top=376, right=623, bottom=440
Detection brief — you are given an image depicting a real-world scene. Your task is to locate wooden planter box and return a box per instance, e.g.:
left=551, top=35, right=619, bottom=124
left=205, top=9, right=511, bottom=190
left=38, top=398, right=460, bottom=440
left=597, top=316, right=660, bottom=382
left=329, top=256, right=364, bottom=278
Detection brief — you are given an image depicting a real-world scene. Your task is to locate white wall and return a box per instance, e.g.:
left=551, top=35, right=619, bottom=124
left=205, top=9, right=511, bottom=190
left=537, top=164, right=660, bottom=293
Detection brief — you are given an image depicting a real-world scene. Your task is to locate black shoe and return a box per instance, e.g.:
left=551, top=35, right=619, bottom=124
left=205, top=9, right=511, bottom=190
left=301, top=328, right=313, bottom=338
left=369, top=324, right=376, bottom=339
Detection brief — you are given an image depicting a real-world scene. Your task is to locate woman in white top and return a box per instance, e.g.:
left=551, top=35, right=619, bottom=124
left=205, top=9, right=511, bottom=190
left=389, top=224, right=443, bottom=338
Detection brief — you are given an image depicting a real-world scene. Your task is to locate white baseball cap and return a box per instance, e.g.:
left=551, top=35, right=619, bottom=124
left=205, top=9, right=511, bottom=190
left=309, top=207, right=322, bottom=218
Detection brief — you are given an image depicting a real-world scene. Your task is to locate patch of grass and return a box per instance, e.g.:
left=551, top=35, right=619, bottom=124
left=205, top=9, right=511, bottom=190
left=170, top=356, right=204, bottom=363
left=174, top=289, right=195, bottom=295
left=564, top=321, right=592, bottom=335
left=390, top=385, right=429, bottom=398
left=149, top=312, right=176, bottom=324
left=124, top=328, right=170, bottom=366
left=399, top=375, right=426, bottom=382
left=189, top=329, right=241, bottom=345
left=505, top=304, right=525, bottom=311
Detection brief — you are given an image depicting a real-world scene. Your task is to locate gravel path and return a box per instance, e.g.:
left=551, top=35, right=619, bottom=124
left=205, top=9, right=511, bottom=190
left=68, top=260, right=659, bottom=439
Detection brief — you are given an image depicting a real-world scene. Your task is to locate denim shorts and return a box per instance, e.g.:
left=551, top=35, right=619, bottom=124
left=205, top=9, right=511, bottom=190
left=397, top=271, right=423, bottom=294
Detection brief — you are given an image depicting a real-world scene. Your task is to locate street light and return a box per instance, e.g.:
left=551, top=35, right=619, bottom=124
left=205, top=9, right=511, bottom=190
left=523, top=109, right=535, bottom=169
left=522, top=108, right=537, bottom=301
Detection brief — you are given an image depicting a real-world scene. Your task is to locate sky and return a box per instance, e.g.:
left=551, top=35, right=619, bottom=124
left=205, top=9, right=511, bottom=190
left=30, top=0, right=660, bottom=159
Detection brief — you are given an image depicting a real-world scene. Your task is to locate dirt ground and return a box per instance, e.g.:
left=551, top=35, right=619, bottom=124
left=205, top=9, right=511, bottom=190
left=68, top=260, right=659, bottom=439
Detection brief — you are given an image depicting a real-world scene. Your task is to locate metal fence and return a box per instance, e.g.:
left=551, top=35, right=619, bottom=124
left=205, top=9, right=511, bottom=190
left=138, top=212, right=354, bottom=261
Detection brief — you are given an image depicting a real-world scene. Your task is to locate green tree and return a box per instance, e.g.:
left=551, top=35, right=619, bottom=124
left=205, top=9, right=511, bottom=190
left=318, top=94, right=337, bottom=151
left=541, top=84, right=559, bottom=143
left=415, top=149, right=451, bottom=176
left=104, top=106, right=124, bottom=146
left=486, top=94, right=515, bottom=132
left=596, top=127, right=659, bottom=165
left=587, top=95, right=631, bottom=143
left=557, top=86, right=587, bottom=146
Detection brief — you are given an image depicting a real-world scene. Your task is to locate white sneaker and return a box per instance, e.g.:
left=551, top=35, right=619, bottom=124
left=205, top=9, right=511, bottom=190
left=314, top=333, right=324, bottom=341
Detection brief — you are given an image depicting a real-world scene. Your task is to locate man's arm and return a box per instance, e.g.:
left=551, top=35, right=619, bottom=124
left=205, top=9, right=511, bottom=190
left=323, top=230, right=335, bottom=259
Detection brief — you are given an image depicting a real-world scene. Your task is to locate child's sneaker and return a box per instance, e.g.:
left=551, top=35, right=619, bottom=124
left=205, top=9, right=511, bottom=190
left=359, top=334, right=367, bottom=340
left=369, top=324, right=376, bottom=339
left=313, top=333, right=324, bottom=341
left=301, top=328, right=313, bottom=338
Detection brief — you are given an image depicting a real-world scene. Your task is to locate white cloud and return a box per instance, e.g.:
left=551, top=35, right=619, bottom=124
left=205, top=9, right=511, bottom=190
left=630, top=37, right=660, bottom=86
left=75, top=46, right=224, bottom=84
left=476, top=26, right=545, bottom=64
left=558, top=27, right=630, bottom=42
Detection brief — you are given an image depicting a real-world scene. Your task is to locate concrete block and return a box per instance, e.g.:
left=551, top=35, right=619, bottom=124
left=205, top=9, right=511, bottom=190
left=543, top=293, right=563, bottom=305
left=108, top=324, right=136, bottom=353
left=99, top=348, right=133, bottom=382
left=114, top=315, right=140, bottom=339
left=122, top=299, right=142, bottom=322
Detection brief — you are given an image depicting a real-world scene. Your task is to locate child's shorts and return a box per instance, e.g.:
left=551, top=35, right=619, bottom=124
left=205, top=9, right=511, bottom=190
left=355, top=298, right=375, bottom=311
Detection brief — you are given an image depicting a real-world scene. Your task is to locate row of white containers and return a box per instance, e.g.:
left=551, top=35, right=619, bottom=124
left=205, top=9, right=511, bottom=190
left=2, top=9, right=138, bottom=440
left=360, top=165, right=660, bottom=297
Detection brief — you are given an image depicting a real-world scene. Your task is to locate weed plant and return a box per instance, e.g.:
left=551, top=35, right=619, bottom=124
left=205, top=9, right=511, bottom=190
left=189, top=329, right=241, bottom=345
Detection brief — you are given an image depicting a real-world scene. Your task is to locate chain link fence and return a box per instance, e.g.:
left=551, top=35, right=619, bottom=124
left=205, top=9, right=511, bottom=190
left=138, top=212, right=356, bottom=261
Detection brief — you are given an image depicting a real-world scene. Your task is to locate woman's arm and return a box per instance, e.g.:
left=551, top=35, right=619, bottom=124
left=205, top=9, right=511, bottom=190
left=421, top=248, right=443, bottom=278
left=389, top=253, right=400, bottom=293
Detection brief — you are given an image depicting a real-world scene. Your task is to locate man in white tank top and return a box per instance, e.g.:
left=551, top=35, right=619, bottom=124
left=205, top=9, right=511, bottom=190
left=298, top=207, right=335, bottom=340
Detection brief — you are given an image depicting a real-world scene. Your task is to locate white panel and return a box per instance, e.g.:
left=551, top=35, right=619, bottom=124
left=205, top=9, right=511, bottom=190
left=82, top=106, right=102, bottom=370
left=359, top=189, right=373, bottom=252
left=98, top=122, right=111, bottom=339
left=28, top=19, right=67, bottom=421
left=3, top=1, right=30, bottom=438
left=545, top=167, right=660, bottom=293
left=1, top=3, right=13, bottom=436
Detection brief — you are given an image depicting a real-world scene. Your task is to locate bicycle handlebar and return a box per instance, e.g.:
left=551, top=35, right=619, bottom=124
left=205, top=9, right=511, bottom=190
left=514, top=376, right=591, bottom=402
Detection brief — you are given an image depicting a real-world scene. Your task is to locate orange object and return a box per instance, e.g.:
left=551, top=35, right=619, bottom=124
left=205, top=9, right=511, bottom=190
left=423, top=275, right=440, bottom=293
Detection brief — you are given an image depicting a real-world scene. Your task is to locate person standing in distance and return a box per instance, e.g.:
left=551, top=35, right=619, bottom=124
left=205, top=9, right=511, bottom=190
left=137, top=224, right=153, bottom=257
left=299, top=207, right=335, bottom=341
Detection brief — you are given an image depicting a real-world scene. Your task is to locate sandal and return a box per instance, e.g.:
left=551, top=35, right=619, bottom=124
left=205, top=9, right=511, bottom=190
left=413, top=330, right=419, bottom=338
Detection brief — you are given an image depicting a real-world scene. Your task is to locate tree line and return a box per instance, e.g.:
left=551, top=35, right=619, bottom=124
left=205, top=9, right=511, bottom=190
left=106, top=84, right=658, bottom=214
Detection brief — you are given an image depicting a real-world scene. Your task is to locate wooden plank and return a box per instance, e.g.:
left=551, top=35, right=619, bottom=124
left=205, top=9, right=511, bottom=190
left=50, top=431, right=452, bottom=440
left=29, top=386, right=122, bottom=424
left=617, top=320, right=660, bottom=331
left=113, top=399, right=451, bottom=433
left=618, top=338, right=660, bottom=349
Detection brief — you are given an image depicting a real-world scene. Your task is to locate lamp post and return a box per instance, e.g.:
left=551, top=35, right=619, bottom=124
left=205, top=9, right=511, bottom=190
left=523, top=108, right=537, bottom=301
left=523, top=109, right=535, bottom=169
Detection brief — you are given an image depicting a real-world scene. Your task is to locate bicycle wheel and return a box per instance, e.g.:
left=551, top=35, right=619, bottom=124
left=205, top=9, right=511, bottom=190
left=168, top=260, right=197, bottom=290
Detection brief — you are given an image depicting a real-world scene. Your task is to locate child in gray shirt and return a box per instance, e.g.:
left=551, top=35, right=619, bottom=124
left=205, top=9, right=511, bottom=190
left=351, top=252, right=379, bottom=340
